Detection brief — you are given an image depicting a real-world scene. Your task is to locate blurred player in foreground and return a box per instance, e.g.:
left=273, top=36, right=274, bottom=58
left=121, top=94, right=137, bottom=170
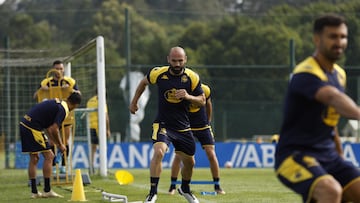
left=130, top=46, right=205, bottom=203
left=275, top=14, right=360, bottom=203
left=168, top=83, right=225, bottom=195
left=20, top=91, right=81, bottom=198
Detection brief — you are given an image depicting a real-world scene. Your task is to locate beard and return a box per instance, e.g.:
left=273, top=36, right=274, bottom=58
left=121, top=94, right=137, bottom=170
left=169, top=65, right=184, bottom=75
left=323, top=45, right=345, bottom=62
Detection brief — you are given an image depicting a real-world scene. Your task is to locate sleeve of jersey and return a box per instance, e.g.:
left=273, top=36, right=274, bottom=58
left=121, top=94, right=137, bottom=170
left=192, top=82, right=203, bottom=96
left=202, top=84, right=211, bottom=99
left=290, top=73, right=325, bottom=100
left=148, top=66, right=168, bottom=84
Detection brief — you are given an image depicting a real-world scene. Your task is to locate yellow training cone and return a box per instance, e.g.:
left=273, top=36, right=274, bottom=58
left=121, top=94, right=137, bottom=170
left=115, top=170, right=134, bottom=185
left=70, top=169, right=87, bottom=201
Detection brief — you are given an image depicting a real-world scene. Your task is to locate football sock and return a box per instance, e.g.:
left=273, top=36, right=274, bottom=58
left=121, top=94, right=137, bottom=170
left=30, top=179, right=38, bottom=193
left=213, top=177, right=221, bottom=190
left=169, top=177, right=177, bottom=190
left=149, top=177, right=159, bottom=194
left=44, top=178, right=51, bottom=192
left=181, top=179, right=191, bottom=193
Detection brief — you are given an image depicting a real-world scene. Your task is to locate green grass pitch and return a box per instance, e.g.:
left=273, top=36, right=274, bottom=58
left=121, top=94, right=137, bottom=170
left=0, top=168, right=301, bottom=202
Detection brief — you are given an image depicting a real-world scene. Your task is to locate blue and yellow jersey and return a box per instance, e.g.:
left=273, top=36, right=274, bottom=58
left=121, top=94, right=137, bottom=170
left=189, top=84, right=211, bottom=129
left=86, top=95, right=108, bottom=133
left=276, top=57, right=346, bottom=163
left=147, top=66, right=203, bottom=131
left=20, top=99, right=69, bottom=130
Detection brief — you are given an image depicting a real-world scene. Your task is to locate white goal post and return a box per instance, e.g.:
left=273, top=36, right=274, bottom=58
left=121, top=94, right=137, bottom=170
left=64, top=36, right=107, bottom=177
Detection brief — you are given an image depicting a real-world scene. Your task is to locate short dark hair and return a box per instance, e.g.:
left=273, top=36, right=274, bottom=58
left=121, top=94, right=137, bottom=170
left=67, top=91, right=82, bottom=105
left=313, top=14, right=346, bottom=34
left=53, top=60, right=63, bottom=66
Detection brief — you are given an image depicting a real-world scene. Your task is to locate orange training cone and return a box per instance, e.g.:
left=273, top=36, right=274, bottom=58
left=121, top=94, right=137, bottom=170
left=70, top=169, right=87, bottom=201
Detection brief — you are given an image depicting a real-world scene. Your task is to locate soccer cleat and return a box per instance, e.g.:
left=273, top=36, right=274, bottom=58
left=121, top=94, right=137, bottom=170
left=168, top=188, right=176, bottom=195
left=168, top=184, right=176, bottom=195
left=31, top=192, right=43, bottom=199
left=178, top=188, right=199, bottom=203
left=42, top=190, right=64, bottom=198
left=144, top=193, right=157, bottom=203
left=215, top=188, right=226, bottom=195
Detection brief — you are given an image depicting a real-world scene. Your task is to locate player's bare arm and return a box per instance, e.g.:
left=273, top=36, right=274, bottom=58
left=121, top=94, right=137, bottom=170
left=47, top=123, right=66, bottom=152
left=206, top=98, right=213, bottom=122
left=315, top=85, right=360, bottom=120
left=333, top=126, right=343, bottom=157
left=129, top=77, right=149, bottom=114
left=175, top=89, right=206, bottom=106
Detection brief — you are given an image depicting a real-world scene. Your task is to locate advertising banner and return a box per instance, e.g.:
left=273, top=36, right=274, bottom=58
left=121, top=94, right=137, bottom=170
left=14, top=142, right=360, bottom=169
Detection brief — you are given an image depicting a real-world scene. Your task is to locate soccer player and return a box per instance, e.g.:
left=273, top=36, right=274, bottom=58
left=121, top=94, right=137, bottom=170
left=20, top=91, right=81, bottom=198
left=129, top=46, right=205, bottom=203
left=275, top=14, right=360, bottom=203
left=86, top=91, right=111, bottom=173
left=34, top=60, right=80, bottom=174
left=168, top=83, right=225, bottom=195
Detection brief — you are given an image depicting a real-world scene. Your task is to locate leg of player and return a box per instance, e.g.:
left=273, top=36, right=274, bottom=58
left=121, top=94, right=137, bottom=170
left=90, top=128, right=98, bottom=174
left=177, top=151, right=199, bottom=203
left=312, top=177, right=342, bottom=203
left=29, top=153, right=41, bottom=198
left=144, top=142, right=167, bottom=203
left=42, top=150, right=63, bottom=198
left=342, top=180, right=360, bottom=201
left=203, top=145, right=225, bottom=194
left=169, top=153, right=182, bottom=195
left=91, top=143, right=97, bottom=173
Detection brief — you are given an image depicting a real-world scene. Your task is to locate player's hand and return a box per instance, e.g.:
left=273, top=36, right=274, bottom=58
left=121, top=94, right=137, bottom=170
left=129, top=103, right=138, bottom=114
left=41, top=85, right=49, bottom=90
left=62, top=84, right=69, bottom=88
left=58, top=144, right=66, bottom=153
left=175, top=89, right=189, bottom=100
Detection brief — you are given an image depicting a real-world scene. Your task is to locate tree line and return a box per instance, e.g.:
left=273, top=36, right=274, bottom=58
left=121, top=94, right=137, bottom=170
left=1, top=0, right=360, bottom=67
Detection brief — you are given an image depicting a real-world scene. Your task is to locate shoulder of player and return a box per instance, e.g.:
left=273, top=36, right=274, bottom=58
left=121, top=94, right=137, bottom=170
left=59, top=100, right=70, bottom=113
left=40, top=77, right=53, bottom=85
left=148, top=66, right=169, bottom=84
left=150, top=66, right=168, bottom=74
left=63, top=76, right=76, bottom=83
left=183, top=68, right=200, bottom=83
left=86, top=96, right=98, bottom=107
left=294, top=57, right=346, bottom=82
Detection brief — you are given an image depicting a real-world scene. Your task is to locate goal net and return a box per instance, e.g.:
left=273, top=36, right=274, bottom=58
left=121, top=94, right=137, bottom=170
left=0, top=36, right=108, bottom=176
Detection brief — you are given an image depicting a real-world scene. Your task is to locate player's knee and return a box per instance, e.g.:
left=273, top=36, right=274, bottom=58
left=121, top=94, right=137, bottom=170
left=313, top=178, right=342, bottom=201
left=204, top=149, right=216, bottom=159
left=152, top=147, right=166, bottom=161
left=31, top=154, right=40, bottom=164
left=182, top=156, right=195, bottom=168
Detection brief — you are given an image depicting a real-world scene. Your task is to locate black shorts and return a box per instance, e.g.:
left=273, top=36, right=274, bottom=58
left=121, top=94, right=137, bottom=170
left=90, top=128, right=99, bottom=145
left=20, top=122, right=50, bottom=153
left=192, top=126, right=215, bottom=146
left=151, top=123, right=196, bottom=156
left=275, top=151, right=360, bottom=203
